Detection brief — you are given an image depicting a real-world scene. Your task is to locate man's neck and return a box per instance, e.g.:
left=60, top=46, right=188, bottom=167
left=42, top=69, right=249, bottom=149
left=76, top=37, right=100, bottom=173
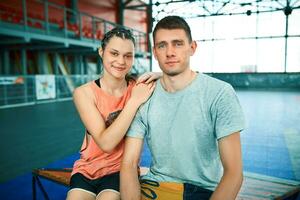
left=161, top=69, right=196, bottom=93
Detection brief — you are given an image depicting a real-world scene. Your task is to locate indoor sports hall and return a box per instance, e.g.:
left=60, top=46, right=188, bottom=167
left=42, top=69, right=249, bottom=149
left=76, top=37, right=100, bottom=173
left=0, top=0, right=299, bottom=199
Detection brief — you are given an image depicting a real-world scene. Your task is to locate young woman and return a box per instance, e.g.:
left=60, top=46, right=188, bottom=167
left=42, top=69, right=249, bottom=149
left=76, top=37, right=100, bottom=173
left=67, top=27, right=158, bottom=200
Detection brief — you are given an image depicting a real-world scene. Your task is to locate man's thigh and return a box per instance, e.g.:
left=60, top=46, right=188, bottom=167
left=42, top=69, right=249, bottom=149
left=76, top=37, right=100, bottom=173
left=183, top=183, right=212, bottom=200
left=140, top=180, right=212, bottom=200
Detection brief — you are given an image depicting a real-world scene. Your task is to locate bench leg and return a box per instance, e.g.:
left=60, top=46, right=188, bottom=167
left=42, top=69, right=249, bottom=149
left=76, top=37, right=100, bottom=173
left=32, top=175, right=36, bottom=200
left=32, top=174, right=50, bottom=200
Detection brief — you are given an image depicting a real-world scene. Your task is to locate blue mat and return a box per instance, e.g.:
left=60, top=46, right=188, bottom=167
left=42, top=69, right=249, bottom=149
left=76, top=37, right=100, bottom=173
left=0, top=144, right=151, bottom=200
left=0, top=154, right=78, bottom=200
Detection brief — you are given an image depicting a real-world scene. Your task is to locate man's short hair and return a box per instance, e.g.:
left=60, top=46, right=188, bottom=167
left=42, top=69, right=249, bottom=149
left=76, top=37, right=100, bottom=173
left=153, top=16, right=192, bottom=43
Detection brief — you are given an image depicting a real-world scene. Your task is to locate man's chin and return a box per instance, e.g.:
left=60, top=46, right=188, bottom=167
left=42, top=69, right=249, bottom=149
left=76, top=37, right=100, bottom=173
left=162, top=70, right=181, bottom=77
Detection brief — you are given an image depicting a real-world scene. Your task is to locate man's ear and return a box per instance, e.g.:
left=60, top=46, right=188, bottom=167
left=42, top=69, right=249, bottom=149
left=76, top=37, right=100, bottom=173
left=190, top=41, right=197, bottom=56
left=98, top=47, right=103, bottom=58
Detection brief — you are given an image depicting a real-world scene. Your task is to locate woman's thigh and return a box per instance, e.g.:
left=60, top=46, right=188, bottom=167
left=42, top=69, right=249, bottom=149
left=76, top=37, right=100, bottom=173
left=96, top=190, right=120, bottom=200
left=66, top=188, right=96, bottom=200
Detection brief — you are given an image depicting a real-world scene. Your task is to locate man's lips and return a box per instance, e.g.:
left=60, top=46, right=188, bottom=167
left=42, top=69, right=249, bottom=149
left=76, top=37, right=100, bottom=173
left=165, top=61, right=179, bottom=65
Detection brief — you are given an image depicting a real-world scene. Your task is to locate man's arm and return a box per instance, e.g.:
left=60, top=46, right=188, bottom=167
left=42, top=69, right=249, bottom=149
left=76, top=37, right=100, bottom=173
left=210, top=132, right=243, bottom=200
left=120, top=137, right=144, bottom=200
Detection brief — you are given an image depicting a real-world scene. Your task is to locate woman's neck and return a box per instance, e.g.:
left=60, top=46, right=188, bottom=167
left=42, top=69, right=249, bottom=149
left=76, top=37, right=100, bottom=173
left=100, top=73, right=127, bottom=97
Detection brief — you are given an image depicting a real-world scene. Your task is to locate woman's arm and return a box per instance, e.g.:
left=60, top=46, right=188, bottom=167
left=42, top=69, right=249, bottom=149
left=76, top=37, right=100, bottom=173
left=73, top=82, right=155, bottom=153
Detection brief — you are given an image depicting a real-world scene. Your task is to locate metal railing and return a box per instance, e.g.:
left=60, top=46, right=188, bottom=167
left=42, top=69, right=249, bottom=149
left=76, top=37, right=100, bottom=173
left=0, top=75, right=98, bottom=108
left=0, top=0, right=148, bottom=53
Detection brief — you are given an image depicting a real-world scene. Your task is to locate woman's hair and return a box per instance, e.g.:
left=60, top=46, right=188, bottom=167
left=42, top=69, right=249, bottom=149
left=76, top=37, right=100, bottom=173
left=101, top=27, right=136, bottom=51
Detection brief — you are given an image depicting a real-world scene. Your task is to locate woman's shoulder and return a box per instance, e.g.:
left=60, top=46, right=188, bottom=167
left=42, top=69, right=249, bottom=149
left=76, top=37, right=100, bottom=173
left=126, top=74, right=138, bottom=83
left=128, top=79, right=136, bottom=86
left=126, top=75, right=137, bottom=89
left=73, top=81, right=95, bottom=100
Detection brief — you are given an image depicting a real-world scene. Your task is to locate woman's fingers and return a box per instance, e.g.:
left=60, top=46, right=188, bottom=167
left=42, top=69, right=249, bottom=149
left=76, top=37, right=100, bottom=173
left=137, top=73, right=151, bottom=84
left=144, top=76, right=154, bottom=84
left=149, top=82, right=156, bottom=92
left=137, top=72, right=160, bottom=84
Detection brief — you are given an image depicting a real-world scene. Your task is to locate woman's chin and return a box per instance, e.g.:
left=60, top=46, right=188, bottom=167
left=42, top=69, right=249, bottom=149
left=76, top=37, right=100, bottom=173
left=112, top=72, right=127, bottom=80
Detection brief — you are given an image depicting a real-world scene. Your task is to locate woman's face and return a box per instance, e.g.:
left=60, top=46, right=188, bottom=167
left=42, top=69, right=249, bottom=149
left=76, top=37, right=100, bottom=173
left=100, top=36, right=135, bottom=80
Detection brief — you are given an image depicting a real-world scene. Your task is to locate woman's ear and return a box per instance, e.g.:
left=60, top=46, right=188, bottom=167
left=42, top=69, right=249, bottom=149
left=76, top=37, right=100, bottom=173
left=98, top=47, right=103, bottom=58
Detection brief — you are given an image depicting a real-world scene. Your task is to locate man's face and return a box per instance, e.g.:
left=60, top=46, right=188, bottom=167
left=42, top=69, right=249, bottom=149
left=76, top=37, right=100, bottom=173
left=153, top=29, right=196, bottom=76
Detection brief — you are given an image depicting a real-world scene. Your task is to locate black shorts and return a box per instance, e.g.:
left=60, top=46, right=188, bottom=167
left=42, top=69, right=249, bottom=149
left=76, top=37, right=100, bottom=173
left=69, top=172, right=120, bottom=196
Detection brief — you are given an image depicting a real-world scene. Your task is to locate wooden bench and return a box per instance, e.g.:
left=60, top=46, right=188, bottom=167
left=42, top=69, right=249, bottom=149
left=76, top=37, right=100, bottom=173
left=32, top=168, right=300, bottom=200
left=32, top=168, right=72, bottom=200
left=238, top=172, right=300, bottom=200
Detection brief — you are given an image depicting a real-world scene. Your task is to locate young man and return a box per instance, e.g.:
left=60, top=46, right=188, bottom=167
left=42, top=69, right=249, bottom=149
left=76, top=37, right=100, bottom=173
left=120, top=16, right=246, bottom=200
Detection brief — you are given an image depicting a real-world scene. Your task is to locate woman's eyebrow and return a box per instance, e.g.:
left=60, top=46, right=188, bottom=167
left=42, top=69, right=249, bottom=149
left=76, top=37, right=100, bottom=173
left=110, top=48, right=119, bottom=52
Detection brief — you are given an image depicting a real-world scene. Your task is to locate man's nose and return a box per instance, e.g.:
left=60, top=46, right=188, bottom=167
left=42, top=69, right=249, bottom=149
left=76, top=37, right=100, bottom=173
left=166, top=46, right=175, bottom=57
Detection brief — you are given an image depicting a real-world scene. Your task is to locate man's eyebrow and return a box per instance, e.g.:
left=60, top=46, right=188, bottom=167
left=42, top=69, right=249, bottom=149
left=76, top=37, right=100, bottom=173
left=172, top=39, right=184, bottom=43
left=155, top=41, right=167, bottom=46
left=155, top=39, right=184, bottom=45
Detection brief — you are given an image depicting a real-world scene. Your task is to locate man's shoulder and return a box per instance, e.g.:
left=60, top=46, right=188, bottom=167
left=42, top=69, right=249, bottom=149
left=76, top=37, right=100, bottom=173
left=199, top=73, right=230, bottom=86
left=136, top=81, right=163, bottom=115
left=196, top=73, right=232, bottom=92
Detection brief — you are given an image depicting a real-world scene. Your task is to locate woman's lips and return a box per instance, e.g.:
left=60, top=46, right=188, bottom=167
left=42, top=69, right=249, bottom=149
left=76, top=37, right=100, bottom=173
left=113, top=66, right=126, bottom=71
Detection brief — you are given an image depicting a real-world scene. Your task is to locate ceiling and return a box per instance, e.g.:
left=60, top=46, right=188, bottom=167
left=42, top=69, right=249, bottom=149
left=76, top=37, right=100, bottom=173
left=142, top=0, right=300, bottom=20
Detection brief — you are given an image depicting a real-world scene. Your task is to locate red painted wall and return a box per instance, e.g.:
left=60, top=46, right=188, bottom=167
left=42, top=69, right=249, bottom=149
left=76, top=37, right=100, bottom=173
left=0, top=0, right=146, bottom=32
left=77, top=0, right=146, bottom=32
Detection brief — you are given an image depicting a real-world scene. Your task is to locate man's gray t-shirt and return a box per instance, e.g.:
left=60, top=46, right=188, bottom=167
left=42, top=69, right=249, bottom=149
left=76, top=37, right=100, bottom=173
left=127, top=73, right=245, bottom=191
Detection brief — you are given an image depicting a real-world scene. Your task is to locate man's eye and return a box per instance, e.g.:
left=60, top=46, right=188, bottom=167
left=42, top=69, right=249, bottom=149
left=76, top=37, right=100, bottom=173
left=175, top=42, right=183, bottom=47
left=125, top=55, right=133, bottom=59
left=111, top=52, right=118, bottom=56
left=157, top=43, right=165, bottom=49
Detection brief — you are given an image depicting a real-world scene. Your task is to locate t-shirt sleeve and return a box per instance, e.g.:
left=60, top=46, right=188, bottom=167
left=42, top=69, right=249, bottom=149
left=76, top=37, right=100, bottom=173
left=126, top=107, right=147, bottom=139
left=212, top=84, right=246, bottom=140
